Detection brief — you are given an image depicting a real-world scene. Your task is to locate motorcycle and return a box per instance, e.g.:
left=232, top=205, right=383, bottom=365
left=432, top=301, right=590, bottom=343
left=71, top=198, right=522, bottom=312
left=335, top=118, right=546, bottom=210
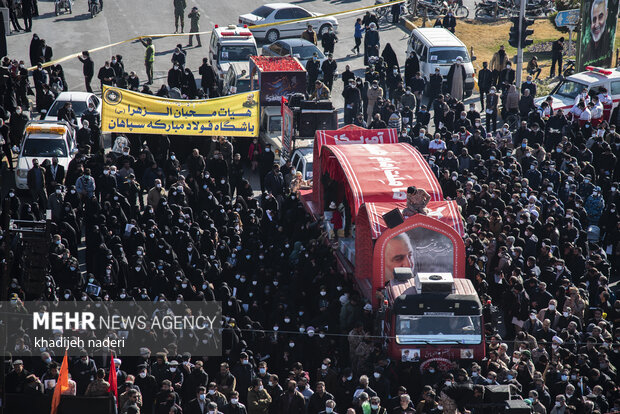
left=523, top=0, right=555, bottom=16
left=417, top=0, right=449, bottom=18
left=562, top=60, right=576, bottom=78
left=54, top=0, right=72, bottom=16
left=474, top=0, right=511, bottom=18
left=374, top=0, right=410, bottom=23
left=446, top=0, right=470, bottom=18
left=89, top=0, right=101, bottom=18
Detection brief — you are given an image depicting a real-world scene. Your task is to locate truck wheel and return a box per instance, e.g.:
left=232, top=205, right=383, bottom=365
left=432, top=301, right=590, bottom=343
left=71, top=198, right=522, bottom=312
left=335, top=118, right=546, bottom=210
left=266, top=29, right=279, bottom=43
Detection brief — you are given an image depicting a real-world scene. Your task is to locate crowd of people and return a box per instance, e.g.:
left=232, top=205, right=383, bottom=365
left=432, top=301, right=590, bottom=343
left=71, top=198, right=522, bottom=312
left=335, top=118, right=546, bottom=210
left=0, top=5, right=619, bottom=414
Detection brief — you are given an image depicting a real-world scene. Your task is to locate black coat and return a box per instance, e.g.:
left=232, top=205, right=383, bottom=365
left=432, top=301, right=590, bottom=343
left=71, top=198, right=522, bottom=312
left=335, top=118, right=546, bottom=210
left=168, top=68, right=183, bottom=89
left=404, top=55, right=420, bottom=85
left=29, top=37, right=42, bottom=66
left=199, top=63, right=217, bottom=89
left=321, top=32, right=337, bottom=51
left=478, top=68, right=492, bottom=91
left=306, top=59, right=320, bottom=78
left=321, top=59, right=337, bottom=79
left=364, top=30, right=380, bottom=50
left=78, top=56, right=95, bottom=77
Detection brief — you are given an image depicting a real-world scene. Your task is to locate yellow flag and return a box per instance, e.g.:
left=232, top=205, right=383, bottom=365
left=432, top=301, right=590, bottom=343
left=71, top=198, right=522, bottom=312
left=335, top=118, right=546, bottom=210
left=101, top=86, right=260, bottom=137
left=50, top=350, right=69, bottom=414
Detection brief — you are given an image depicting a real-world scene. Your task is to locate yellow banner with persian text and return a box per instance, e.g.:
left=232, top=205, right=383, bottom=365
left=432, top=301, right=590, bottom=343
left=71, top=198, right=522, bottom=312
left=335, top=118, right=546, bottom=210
left=101, top=86, right=259, bottom=137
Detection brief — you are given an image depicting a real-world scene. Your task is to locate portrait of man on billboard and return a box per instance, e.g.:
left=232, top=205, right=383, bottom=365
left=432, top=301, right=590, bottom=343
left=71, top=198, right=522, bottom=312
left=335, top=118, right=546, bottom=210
left=384, top=234, right=414, bottom=283
left=579, top=0, right=620, bottom=69
left=383, top=227, right=455, bottom=284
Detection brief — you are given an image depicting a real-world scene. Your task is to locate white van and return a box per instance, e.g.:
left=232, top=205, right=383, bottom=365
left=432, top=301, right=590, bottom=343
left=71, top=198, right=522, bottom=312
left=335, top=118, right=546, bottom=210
left=209, top=25, right=259, bottom=84
left=406, top=28, right=476, bottom=97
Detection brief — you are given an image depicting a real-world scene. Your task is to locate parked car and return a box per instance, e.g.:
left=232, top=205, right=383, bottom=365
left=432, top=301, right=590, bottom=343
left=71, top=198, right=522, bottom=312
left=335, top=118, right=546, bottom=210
left=43, top=91, right=101, bottom=128
left=280, top=146, right=313, bottom=181
left=239, top=3, right=338, bottom=43
left=15, top=120, right=77, bottom=190
left=261, top=39, right=326, bottom=71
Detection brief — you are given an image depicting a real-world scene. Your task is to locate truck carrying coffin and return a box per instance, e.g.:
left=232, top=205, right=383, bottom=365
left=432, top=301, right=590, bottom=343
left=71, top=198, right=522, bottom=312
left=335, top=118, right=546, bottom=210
left=300, top=129, right=482, bottom=364
left=249, top=55, right=306, bottom=106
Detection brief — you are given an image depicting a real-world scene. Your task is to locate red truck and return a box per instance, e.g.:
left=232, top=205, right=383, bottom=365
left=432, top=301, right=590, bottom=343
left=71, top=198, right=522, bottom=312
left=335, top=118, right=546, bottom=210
left=301, top=126, right=485, bottom=368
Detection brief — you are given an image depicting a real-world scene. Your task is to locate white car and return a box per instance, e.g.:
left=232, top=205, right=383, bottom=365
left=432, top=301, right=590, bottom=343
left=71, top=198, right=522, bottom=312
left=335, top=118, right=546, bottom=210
left=239, top=3, right=338, bottom=43
left=280, top=146, right=313, bottom=181
left=15, top=121, right=78, bottom=190
left=44, top=91, right=102, bottom=128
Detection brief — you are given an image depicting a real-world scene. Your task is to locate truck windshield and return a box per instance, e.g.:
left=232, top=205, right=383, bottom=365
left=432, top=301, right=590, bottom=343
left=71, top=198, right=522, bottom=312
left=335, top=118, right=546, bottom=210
left=48, top=101, right=88, bottom=117
left=428, top=47, right=470, bottom=64
left=236, top=79, right=251, bottom=93
left=554, top=80, right=587, bottom=100
left=219, top=45, right=258, bottom=62
left=268, top=115, right=282, bottom=132
left=395, top=314, right=482, bottom=344
left=22, top=138, right=67, bottom=157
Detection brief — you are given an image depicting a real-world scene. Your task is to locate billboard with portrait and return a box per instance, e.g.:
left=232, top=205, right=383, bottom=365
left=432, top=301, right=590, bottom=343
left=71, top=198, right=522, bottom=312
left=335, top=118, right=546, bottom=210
left=577, top=0, right=620, bottom=71
left=381, top=228, right=455, bottom=284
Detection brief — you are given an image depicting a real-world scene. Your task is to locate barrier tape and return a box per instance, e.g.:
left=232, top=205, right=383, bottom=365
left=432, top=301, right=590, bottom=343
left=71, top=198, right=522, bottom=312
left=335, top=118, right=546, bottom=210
left=26, top=0, right=406, bottom=71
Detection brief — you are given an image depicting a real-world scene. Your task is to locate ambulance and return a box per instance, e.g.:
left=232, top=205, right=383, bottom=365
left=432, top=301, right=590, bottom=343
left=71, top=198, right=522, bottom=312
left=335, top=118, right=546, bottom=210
left=535, top=66, right=620, bottom=124
left=209, top=24, right=259, bottom=86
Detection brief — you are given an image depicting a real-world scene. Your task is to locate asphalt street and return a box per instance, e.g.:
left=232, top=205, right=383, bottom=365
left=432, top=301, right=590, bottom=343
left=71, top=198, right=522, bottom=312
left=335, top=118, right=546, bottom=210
left=7, top=0, right=421, bottom=112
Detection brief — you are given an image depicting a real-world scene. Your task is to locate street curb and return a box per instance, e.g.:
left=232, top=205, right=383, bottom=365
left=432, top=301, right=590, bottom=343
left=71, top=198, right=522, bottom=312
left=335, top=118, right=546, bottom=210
left=400, top=15, right=418, bottom=31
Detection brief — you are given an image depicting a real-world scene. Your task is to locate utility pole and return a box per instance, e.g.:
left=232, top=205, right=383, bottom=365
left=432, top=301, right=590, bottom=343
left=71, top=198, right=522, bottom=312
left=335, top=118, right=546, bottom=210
left=515, top=0, right=526, bottom=91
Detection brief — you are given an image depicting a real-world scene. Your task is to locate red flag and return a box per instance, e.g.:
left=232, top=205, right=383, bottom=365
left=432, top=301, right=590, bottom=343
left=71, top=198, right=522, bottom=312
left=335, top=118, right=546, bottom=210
left=107, top=352, right=117, bottom=400
left=50, top=350, right=69, bottom=414
left=280, top=96, right=288, bottom=117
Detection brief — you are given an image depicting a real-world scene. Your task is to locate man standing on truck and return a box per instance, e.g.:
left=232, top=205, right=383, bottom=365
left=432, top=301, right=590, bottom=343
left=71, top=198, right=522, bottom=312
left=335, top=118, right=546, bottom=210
left=402, top=185, right=430, bottom=218
left=384, top=233, right=415, bottom=283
